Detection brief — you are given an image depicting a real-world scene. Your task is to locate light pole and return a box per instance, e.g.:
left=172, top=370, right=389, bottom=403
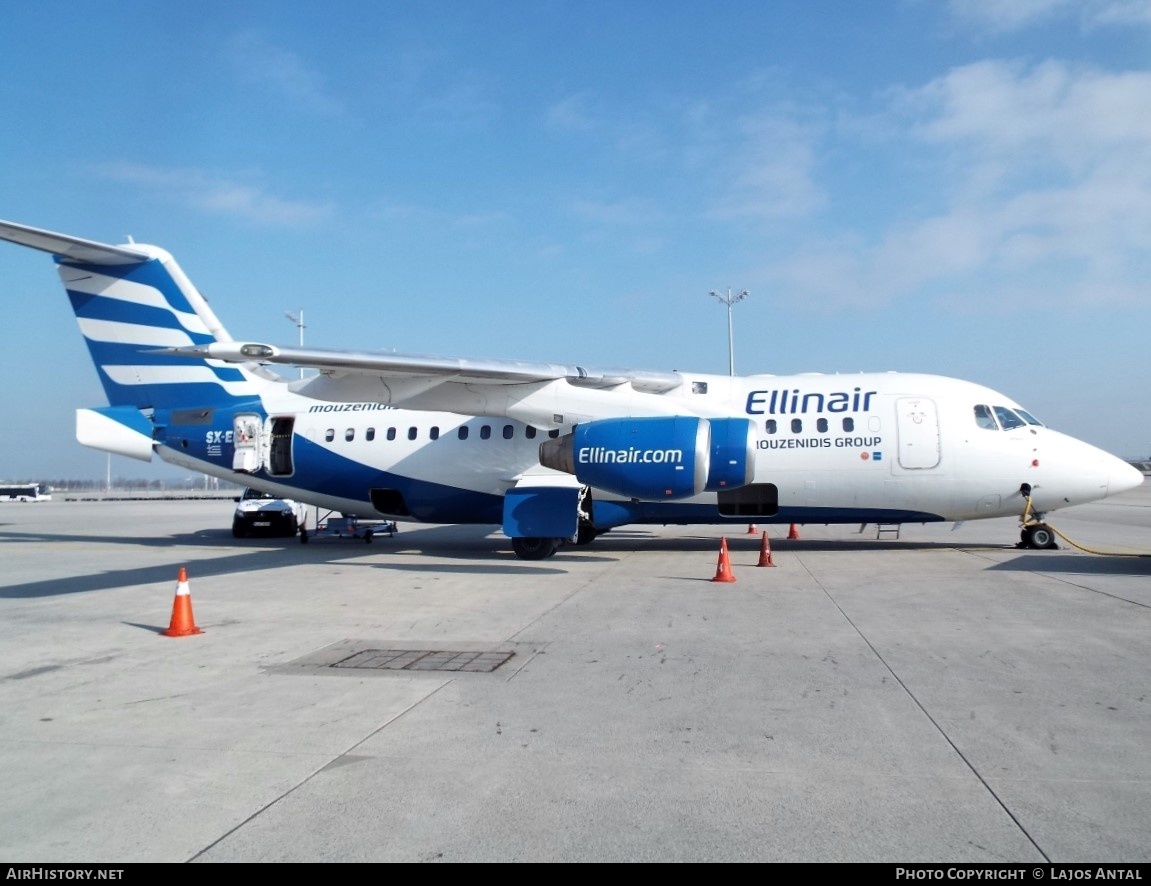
left=709, top=288, right=749, bottom=376
left=285, top=310, right=305, bottom=378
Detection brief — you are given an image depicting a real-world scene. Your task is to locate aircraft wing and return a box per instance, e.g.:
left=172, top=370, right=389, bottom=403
left=160, top=341, right=686, bottom=423
left=164, top=341, right=680, bottom=390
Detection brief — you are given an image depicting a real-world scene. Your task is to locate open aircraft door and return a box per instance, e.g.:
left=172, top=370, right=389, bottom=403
left=895, top=397, right=941, bottom=469
left=232, top=414, right=296, bottom=475
left=232, top=412, right=263, bottom=473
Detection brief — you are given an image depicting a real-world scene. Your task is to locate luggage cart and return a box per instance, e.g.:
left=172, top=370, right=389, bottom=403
left=299, top=509, right=397, bottom=544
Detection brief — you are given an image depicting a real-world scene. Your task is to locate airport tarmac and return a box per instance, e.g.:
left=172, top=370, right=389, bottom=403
left=0, top=489, right=1149, bottom=863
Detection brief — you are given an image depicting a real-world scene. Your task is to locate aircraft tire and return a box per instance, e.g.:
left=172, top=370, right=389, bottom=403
left=512, top=537, right=560, bottom=560
left=1024, top=524, right=1058, bottom=549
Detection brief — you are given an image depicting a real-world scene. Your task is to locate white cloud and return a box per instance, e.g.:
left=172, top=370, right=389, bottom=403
left=704, top=113, right=827, bottom=222
left=227, top=32, right=343, bottom=115
left=416, top=76, right=501, bottom=130
left=546, top=93, right=601, bottom=133
left=772, top=60, right=1151, bottom=309
left=570, top=198, right=667, bottom=226
left=100, top=163, right=333, bottom=227
left=949, top=0, right=1151, bottom=31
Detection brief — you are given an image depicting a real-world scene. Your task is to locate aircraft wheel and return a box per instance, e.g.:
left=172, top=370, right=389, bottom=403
left=1024, top=524, right=1058, bottom=549
left=512, top=537, right=560, bottom=560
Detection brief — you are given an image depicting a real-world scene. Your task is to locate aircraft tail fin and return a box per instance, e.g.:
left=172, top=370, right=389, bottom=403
left=0, top=220, right=277, bottom=410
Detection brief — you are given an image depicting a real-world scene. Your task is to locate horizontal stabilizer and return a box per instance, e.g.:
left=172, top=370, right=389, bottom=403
left=0, top=219, right=152, bottom=265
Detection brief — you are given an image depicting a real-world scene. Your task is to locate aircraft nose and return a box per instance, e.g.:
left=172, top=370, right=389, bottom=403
left=1110, top=459, right=1145, bottom=496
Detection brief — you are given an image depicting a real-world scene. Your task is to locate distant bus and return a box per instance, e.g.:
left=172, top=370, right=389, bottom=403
left=0, top=483, right=51, bottom=502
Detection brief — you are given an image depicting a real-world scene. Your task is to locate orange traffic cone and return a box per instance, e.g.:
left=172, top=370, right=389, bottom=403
left=787, top=523, right=800, bottom=540
left=161, top=567, right=203, bottom=637
left=757, top=531, right=776, bottom=567
left=711, top=537, right=736, bottom=583
left=746, top=523, right=758, bottom=534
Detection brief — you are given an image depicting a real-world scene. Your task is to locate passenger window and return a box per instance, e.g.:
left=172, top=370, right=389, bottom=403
left=458, top=426, right=469, bottom=440
left=765, top=420, right=777, bottom=434
left=525, top=426, right=537, bottom=439
left=842, top=418, right=854, bottom=432
left=325, top=429, right=335, bottom=442
left=480, top=425, right=492, bottom=440
left=974, top=405, right=998, bottom=430
left=366, top=427, right=375, bottom=442
left=817, top=418, right=828, bottom=433
left=430, top=426, right=440, bottom=440
left=791, top=419, right=802, bottom=433
left=345, top=428, right=355, bottom=442
left=548, top=429, right=560, bottom=438
left=386, top=427, right=396, bottom=441
left=692, top=381, right=708, bottom=394
left=503, top=425, right=514, bottom=440
left=408, top=427, right=418, bottom=441
left=993, top=406, right=1024, bottom=431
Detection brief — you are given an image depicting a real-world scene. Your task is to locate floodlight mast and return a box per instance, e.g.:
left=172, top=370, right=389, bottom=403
left=708, top=288, right=749, bottom=376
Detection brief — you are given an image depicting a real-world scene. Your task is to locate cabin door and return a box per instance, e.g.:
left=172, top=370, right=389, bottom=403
left=895, top=398, right=941, bottom=469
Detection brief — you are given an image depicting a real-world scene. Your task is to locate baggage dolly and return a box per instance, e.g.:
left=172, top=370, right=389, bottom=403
left=299, top=509, right=397, bottom=544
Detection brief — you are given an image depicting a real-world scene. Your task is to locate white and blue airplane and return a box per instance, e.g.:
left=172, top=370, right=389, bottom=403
left=1, top=218, right=1142, bottom=558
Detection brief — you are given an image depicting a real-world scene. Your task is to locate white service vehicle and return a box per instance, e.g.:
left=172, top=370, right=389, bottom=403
left=232, top=487, right=306, bottom=538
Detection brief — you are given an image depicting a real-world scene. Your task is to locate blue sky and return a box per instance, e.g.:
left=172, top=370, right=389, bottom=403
left=2, top=0, right=1150, bottom=481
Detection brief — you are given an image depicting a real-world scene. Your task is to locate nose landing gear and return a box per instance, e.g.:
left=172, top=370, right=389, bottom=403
left=1020, top=522, right=1058, bottom=550
left=1017, top=482, right=1059, bottom=550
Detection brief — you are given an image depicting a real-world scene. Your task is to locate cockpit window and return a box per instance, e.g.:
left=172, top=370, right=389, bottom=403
left=1014, top=408, right=1044, bottom=427
left=993, top=406, right=1025, bottom=430
left=974, top=404, right=998, bottom=430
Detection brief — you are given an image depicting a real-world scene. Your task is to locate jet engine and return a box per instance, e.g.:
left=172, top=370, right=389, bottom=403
left=538, top=416, right=754, bottom=499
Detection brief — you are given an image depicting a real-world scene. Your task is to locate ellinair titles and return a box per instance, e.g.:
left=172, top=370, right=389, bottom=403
left=748, top=386, right=883, bottom=455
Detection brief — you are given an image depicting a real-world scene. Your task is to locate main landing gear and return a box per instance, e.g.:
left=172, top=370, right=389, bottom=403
left=511, top=537, right=562, bottom=560
left=509, top=486, right=599, bottom=560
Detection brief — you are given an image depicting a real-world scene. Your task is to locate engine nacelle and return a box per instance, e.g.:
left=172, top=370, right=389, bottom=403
left=539, top=416, right=711, bottom=499
left=704, top=418, right=755, bottom=491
